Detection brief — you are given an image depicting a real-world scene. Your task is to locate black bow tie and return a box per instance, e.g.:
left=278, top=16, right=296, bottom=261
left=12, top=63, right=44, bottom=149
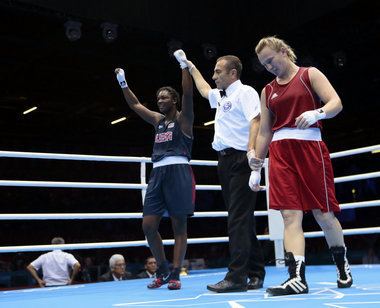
left=219, top=89, right=227, bottom=98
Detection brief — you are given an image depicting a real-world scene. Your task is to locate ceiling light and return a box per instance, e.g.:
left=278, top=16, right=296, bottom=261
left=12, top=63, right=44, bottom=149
left=111, top=117, right=126, bottom=125
left=204, top=120, right=215, bottom=126
left=101, top=22, right=118, bottom=43
left=23, top=106, right=38, bottom=115
left=333, top=51, right=347, bottom=69
left=202, top=43, right=217, bottom=60
left=64, top=20, right=82, bottom=42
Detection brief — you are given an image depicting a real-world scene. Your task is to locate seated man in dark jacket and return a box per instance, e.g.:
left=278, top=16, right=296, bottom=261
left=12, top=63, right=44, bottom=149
left=98, top=254, right=133, bottom=282
left=136, top=256, right=157, bottom=279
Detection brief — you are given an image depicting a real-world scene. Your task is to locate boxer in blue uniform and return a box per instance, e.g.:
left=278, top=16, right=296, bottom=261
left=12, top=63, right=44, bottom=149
left=114, top=50, right=194, bottom=290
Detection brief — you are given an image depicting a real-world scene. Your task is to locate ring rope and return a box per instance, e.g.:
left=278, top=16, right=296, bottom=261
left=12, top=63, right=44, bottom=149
left=0, top=144, right=378, bottom=254
left=1, top=226, right=379, bottom=253
left=1, top=144, right=378, bottom=162
left=0, top=200, right=378, bottom=221
left=0, top=171, right=378, bottom=190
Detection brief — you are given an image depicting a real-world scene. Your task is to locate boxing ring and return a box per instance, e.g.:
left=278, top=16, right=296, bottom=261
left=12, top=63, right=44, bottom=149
left=0, top=144, right=379, bottom=307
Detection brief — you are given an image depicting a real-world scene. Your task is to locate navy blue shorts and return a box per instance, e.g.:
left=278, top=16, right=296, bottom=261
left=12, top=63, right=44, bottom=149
left=143, top=164, right=195, bottom=217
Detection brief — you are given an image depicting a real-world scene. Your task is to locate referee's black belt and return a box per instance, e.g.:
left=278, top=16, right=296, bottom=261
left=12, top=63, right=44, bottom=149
left=217, top=148, right=245, bottom=156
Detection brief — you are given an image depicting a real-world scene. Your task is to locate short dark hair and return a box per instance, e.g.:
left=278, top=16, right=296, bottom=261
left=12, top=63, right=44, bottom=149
left=51, top=237, right=65, bottom=244
left=156, top=86, right=181, bottom=109
left=145, top=256, right=156, bottom=265
left=216, top=55, right=243, bottom=78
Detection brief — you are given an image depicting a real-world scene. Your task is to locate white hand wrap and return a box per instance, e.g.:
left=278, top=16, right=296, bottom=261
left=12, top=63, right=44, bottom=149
left=115, top=68, right=128, bottom=88
left=247, top=149, right=264, bottom=171
left=248, top=170, right=261, bottom=191
left=299, top=109, right=326, bottom=127
left=173, top=49, right=188, bottom=69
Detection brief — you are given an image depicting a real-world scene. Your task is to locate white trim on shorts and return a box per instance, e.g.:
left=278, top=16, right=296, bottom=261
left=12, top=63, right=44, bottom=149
left=272, top=127, right=322, bottom=142
left=152, top=156, right=189, bottom=168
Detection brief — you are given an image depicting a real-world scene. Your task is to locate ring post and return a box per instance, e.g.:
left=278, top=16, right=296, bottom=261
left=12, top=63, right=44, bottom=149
left=264, top=158, right=285, bottom=267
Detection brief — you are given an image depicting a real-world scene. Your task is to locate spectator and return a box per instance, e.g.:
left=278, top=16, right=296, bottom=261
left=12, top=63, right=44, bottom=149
left=136, top=257, right=157, bottom=279
left=26, top=237, right=80, bottom=287
left=80, top=256, right=98, bottom=283
left=98, top=254, right=133, bottom=282
left=362, top=247, right=380, bottom=264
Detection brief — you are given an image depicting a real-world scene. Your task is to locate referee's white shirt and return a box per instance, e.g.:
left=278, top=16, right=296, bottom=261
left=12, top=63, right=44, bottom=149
left=31, top=250, right=79, bottom=286
left=208, top=80, right=260, bottom=151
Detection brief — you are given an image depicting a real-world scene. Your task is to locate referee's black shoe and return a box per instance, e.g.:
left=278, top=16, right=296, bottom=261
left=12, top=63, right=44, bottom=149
left=207, top=279, right=247, bottom=293
left=248, top=277, right=264, bottom=290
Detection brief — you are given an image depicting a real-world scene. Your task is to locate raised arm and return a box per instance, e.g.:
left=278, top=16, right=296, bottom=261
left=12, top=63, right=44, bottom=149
left=115, top=68, right=163, bottom=126
left=173, top=49, right=211, bottom=99
left=173, top=50, right=194, bottom=137
left=189, top=64, right=212, bottom=99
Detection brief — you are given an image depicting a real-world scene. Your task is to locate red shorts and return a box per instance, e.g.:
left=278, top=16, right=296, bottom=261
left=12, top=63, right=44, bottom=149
left=268, top=139, right=340, bottom=212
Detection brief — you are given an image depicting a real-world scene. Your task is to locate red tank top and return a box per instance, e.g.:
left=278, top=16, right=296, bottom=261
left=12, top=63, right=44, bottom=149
left=265, top=67, right=323, bottom=132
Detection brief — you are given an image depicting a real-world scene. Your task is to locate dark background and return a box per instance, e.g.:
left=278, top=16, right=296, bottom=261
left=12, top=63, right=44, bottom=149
left=0, top=0, right=379, bottom=287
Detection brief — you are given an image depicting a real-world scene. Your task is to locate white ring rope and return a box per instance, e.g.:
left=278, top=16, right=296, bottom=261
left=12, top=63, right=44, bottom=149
left=0, top=226, right=379, bottom=253
left=334, top=171, right=380, bottom=183
left=329, top=144, right=380, bottom=158
left=0, top=170, right=378, bottom=189
left=0, top=200, right=378, bottom=221
left=0, top=144, right=378, bottom=161
left=0, top=151, right=217, bottom=166
left=0, top=151, right=152, bottom=163
left=0, top=181, right=222, bottom=190
left=0, top=144, right=378, bottom=254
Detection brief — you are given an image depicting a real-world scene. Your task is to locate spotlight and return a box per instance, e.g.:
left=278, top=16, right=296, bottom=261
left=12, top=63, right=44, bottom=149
left=64, top=20, right=82, bottom=42
left=111, top=117, right=126, bottom=125
left=167, top=39, right=183, bottom=56
left=101, top=22, right=118, bottom=43
left=202, top=43, right=217, bottom=60
left=333, top=51, right=347, bottom=69
left=203, top=120, right=215, bottom=126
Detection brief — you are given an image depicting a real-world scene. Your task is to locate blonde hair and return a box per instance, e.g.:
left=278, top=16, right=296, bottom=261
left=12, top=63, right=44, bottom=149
left=255, top=36, right=297, bottom=63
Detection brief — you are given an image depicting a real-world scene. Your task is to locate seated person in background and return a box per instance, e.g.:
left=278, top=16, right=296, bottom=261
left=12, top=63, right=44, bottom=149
left=79, top=256, right=98, bottom=283
left=26, top=237, right=81, bottom=287
left=98, top=254, right=133, bottom=282
left=136, top=257, right=157, bottom=279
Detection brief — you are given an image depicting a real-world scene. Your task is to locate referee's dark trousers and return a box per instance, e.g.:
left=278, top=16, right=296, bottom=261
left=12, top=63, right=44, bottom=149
left=217, top=148, right=265, bottom=285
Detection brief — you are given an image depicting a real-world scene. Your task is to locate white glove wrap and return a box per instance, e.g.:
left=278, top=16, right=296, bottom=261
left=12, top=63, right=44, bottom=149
left=299, top=109, right=326, bottom=127
left=247, top=149, right=264, bottom=171
left=248, top=170, right=261, bottom=191
left=115, top=68, right=128, bottom=88
left=173, top=49, right=188, bottom=69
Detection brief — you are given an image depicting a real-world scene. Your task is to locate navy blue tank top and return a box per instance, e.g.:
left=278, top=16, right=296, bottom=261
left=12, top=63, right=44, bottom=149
left=151, top=118, right=192, bottom=162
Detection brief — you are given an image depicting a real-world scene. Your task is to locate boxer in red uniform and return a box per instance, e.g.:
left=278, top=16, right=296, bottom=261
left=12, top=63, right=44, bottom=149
left=250, top=36, right=353, bottom=296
